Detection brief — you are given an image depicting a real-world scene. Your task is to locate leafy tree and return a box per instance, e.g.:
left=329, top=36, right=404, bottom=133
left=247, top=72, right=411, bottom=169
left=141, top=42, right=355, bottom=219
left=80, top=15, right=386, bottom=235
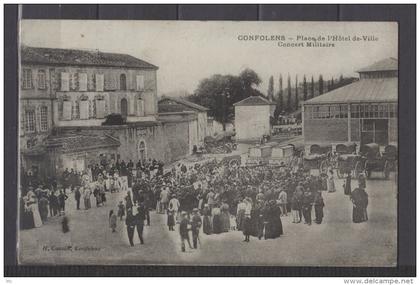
left=274, top=74, right=283, bottom=120
left=189, top=69, right=262, bottom=130
left=303, top=75, right=307, bottom=101
left=319, top=75, right=324, bottom=95
left=267, top=75, right=274, bottom=101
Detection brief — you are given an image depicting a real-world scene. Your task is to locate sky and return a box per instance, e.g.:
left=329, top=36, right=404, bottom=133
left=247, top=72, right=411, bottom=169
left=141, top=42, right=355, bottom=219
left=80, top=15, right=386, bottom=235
left=21, top=20, right=398, bottom=96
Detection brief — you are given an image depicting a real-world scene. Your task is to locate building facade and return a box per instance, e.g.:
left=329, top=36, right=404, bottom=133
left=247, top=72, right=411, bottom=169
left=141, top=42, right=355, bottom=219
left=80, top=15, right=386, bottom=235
left=158, top=96, right=209, bottom=152
left=20, top=46, right=189, bottom=179
left=302, top=58, right=398, bottom=153
left=234, top=96, right=276, bottom=142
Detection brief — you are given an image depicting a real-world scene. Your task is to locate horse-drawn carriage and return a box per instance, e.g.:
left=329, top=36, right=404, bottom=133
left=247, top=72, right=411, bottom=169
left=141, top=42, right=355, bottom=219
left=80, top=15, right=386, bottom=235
left=360, top=143, right=396, bottom=179
left=302, top=144, right=332, bottom=173
left=335, top=143, right=364, bottom=178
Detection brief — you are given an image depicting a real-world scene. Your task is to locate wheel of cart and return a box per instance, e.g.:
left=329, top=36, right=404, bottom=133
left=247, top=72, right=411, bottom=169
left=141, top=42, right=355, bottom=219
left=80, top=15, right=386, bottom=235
left=353, top=158, right=366, bottom=178
left=335, top=143, right=360, bottom=178
left=361, top=143, right=391, bottom=180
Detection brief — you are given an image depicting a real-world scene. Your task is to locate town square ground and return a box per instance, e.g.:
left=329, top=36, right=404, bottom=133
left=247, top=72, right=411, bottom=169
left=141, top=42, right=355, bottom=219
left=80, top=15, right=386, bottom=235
left=19, top=172, right=397, bottom=267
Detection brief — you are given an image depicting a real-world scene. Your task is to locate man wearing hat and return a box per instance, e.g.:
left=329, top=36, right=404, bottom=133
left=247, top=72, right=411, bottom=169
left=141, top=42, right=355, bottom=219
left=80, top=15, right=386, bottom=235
left=191, top=208, right=202, bottom=249
left=169, top=194, right=180, bottom=222
left=179, top=211, right=193, bottom=252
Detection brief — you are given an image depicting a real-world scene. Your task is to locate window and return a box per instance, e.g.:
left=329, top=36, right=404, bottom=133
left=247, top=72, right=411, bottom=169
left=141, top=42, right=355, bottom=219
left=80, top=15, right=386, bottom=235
left=79, top=73, right=88, bottom=91
left=96, top=99, right=106, bottom=119
left=61, top=72, right=70, bottom=91
left=38, top=70, right=47, bottom=89
left=25, top=110, right=36, bottom=133
left=136, top=75, right=144, bottom=91
left=137, top=98, right=145, bottom=116
left=40, top=106, right=48, bottom=131
left=95, top=74, right=104, bottom=91
left=62, top=101, right=73, bottom=120
left=22, top=69, right=32, bottom=89
left=79, top=100, right=89, bottom=120
left=120, top=74, right=127, bottom=90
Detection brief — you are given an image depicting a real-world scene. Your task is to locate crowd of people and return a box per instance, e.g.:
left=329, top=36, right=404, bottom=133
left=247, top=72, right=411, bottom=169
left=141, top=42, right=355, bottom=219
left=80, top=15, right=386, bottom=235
left=20, top=153, right=369, bottom=250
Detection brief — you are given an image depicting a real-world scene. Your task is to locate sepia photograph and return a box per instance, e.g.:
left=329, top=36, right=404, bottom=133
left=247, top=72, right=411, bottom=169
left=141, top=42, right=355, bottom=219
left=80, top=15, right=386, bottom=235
left=17, top=20, right=398, bottom=267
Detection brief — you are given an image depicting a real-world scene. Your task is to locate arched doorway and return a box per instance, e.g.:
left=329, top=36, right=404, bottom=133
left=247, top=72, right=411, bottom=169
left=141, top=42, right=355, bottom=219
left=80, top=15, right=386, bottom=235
left=121, top=98, right=128, bottom=118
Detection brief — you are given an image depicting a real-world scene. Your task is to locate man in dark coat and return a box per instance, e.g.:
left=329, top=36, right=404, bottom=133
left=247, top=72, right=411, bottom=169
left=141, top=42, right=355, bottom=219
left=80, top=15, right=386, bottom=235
left=74, top=187, right=81, bottom=210
left=302, top=191, right=313, bottom=226
left=314, top=191, right=325, bottom=224
left=135, top=205, right=146, bottom=244
left=350, top=184, right=369, bottom=223
left=125, top=209, right=136, bottom=246
left=191, top=208, right=202, bottom=249
left=179, top=212, right=193, bottom=252
left=58, top=190, right=68, bottom=214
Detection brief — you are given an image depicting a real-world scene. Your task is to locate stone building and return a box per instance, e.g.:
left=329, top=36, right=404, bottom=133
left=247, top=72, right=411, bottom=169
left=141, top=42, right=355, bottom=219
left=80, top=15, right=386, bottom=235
left=158, top=96, right=209, bottom=152
left=20, top=46, right=189, bottom=179
left=302, top=57, right=398, bottom=153
left=233, top=96, right=276, bottom=142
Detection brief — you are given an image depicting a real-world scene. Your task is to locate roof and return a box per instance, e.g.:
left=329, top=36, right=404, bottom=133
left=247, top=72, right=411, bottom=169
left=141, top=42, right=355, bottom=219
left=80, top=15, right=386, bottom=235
left=357, top=57, right=398, bottom=73
left=303, top=78, right=397, bottom=105
left=21, top=46, right=158, bottom=70
left=46, top=135, right=120, bottom=153
left=158, top=96, right=209, bottom=112
left=233, top=96, right=276, bottom=106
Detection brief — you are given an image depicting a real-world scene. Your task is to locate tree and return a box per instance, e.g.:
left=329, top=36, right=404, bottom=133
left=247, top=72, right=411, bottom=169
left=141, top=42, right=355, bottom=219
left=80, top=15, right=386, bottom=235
left=319, top=75, right=324, bottom=95
left=267, top=75, right=274, bottom=101
left=274, top=74, right=283, bottom=120
left=295, top=75, right=299, bottom=111
left=189, top=69, right=263, bottom=130
left=303, top=75, right=308, bottom=101
left=310, top=76, right=315, bottom=98
left=287, top=74, right=292, bottom=112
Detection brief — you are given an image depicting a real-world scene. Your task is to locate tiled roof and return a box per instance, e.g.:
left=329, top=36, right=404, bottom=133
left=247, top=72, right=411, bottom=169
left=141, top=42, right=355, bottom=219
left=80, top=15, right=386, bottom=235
left=158, top=96, right=209, bottom=112
left=233, top=96, right=275, bottom=106
left=46, top=135, right=120, bottom=153
left=303, top=78, right=397, bottom=105
left=357, top=57, right=398, bottom=73
left=21, top=46, right=158, bottom=70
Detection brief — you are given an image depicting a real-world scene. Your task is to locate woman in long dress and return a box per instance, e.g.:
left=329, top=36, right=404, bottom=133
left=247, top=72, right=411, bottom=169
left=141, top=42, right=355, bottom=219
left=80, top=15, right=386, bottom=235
left=202, top=204, right=212, bottom=235
left=264, top=200, right=283, bottom=239
left=26, top=190, right=42, bottom=228
left=350, top=186, right=368, bottom=223
left=236, top=200, right=246, bottom=231
left=220, top=202, right=230, bottom=232
left=211, top=204, right=222, bottom=234
left=343, top=171, right=352, bottom=196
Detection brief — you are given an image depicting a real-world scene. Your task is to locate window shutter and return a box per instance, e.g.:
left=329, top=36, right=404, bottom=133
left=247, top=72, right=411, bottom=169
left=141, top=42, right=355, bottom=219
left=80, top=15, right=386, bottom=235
left=96, top=100, right=106, bottom=119
left=62, top=101, right=72, bottom=120
left=95, top=74, right=104, bottom=91
left=136, top=75, right=144, bottom=91
left=61, top=72, right=70, bottom=91
left=80, top=100, right=89, bottom=120
left=20, top=109, right=25, bottom=135
left=129, top=97, right=135, bottom=115
left=79, top=73, right=88, bottom=91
